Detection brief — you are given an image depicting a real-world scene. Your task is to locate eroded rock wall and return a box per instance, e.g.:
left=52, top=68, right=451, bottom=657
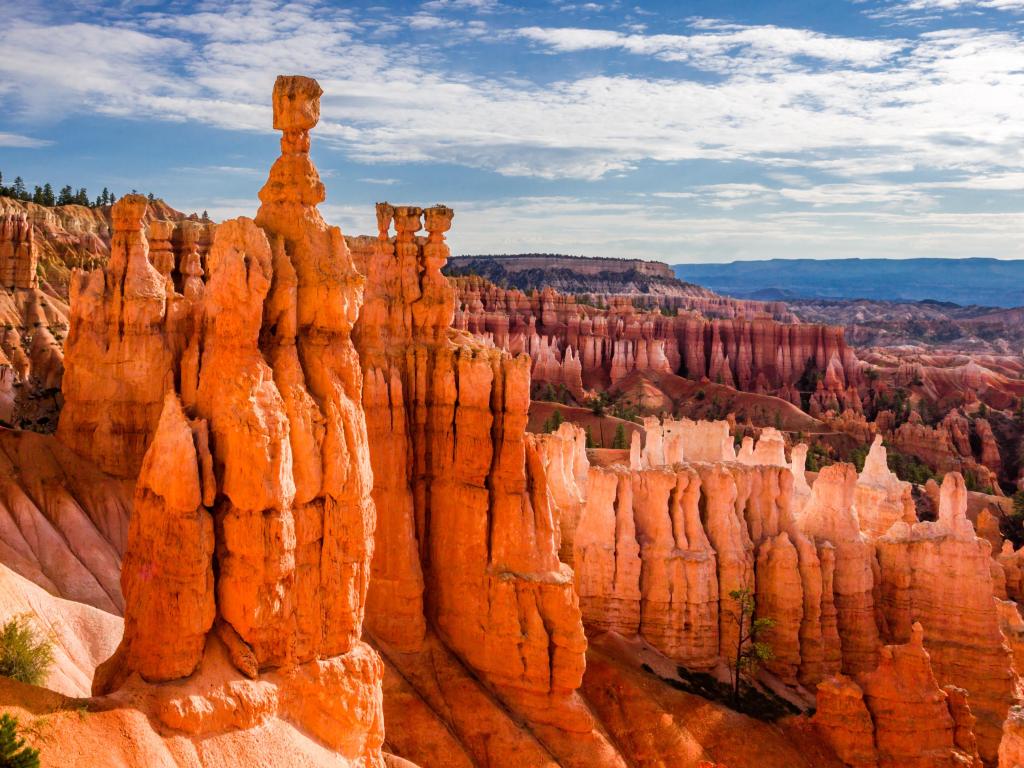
left=354, top=204, right=623, bottom=766
left=453, top=277, right=862, bottom=412
left=73, top=75, right=384, bottom=766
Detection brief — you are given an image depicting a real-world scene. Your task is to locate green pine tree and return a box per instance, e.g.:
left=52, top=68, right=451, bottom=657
left=612, top=423, right=628, bottom=449
left=41, top=184, right=54, bottom=207
left=585, top=426, right=596, bottom=449
left=725, top=588, right=776, bottom=709
left=56, top=186, right=73, bottom=206
left=0, top=714, right=39, bottom=768
left=546, top=409, right=564, bottom=433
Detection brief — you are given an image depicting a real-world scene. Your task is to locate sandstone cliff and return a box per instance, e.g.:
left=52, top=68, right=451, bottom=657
left=453, top=277, right=863, bottom=413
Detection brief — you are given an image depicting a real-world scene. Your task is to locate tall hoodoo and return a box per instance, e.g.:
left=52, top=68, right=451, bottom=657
left=58, top=193, right=184, bottom=477
left=875, top=472, right=1014, bottom=762
left=355, top=202, right=628, bottom=765
left=81, top=75, right=384, bottom=765
left=0, top=211, right=37, bottom=289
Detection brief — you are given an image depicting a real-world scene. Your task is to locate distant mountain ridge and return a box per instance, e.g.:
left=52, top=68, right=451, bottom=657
left=446, top=253, right=710, bottom=296
left=674, top=257, right=1024, bottom=308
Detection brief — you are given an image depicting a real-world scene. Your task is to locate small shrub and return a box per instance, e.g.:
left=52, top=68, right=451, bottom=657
left=0, top=616, right=53, bottom=687
left=541, top=409, right=564, bottom=434
left=1003, top=492, right=1024, bottom=549
left=0, top=713, right=39, bottom=768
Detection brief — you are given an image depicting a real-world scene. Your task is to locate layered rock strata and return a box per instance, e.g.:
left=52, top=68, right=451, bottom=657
left=64, top=75, right=384, bottom=764
left=875, top=472, right=1015, bottom=762
left=353, top=204, right=623, bottom=765
left=814, top=623, right=983, bottom=768
left=452, top=277, right=863, bottom=412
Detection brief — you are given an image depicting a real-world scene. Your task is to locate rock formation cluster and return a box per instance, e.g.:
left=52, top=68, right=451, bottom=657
left=55, top=75, right=384, bottom=765
left=1, top=73, right=1023, bottom=768
left=453, top=277, right=864, bottom=413
left=536, top=418, right=1019, bottom=765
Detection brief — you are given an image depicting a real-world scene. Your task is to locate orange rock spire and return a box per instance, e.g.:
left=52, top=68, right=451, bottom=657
left=82, top=75, right=384, bottom=765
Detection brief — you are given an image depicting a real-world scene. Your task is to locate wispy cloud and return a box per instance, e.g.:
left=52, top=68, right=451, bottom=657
left=0, top=132, right=51, bottom=148
left=516, top=23, right=904, bottom=70
left=865, top=0, right=1024, bottom=22
left=4, top=0, right=1024, bottom=262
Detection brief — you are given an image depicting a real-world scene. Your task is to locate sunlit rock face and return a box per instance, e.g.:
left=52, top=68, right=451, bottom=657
left=61, top=75, right=385, bottom=766
left=353, top=202, right=630, bottom=766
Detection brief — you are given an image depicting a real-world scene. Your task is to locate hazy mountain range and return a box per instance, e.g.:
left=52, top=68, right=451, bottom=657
left=673, top=258, right=1024, bottom=308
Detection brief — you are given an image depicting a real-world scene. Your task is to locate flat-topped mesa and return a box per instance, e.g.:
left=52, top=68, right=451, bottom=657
left=451, top=276, right=863, bottom=413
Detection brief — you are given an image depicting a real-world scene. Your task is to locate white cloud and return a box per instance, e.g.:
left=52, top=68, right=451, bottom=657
left=0, top=132, right=51, bottom=148
left=516, top=23, right=904, bottom=71
left=4, top=0, right=1024, bottom=213
left=866, top=0, right=1024, bottom=22
left=409, top=13, right=459, bottom=30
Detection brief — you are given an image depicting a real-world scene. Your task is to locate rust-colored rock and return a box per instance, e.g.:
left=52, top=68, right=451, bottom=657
left=815, top=624, right=984, bottom=768
left=875, top=473, right=1014, bottom=763
left=95, top=392, right=214, bottom=685
left=798, top=463, right=881, bottom=676
left=79, top=75, right=385, bottom=766
left=813, top=674, right=879, bottom=768
left=354, top=202, right=622, bottom=765
left=452, top=275, right=862, bottom=412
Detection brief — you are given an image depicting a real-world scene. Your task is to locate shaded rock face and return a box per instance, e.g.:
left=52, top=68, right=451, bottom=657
left=69, top=76, right=383, bottom=765
left=0, top=211, right=37, bottom=290
left=814, top=623, right=983, bottom=768
left=452, top=276, right=861, bottom=413
left=57, top=194, right=186, bottom=478
left=353, top=203, right=628, bottom=764
left=875, top=473, right=1015, bottom=763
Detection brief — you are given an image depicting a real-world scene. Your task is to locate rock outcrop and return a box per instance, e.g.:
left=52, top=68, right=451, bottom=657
left=814, top=623, right=983, bottom=768
left=452, top=276, right=863, bottom=412
left=875, top=473, right=1015, bottom=762
left=0, top=211, right=37, bottom=290
left=354, top=201, right=627, bottom=766
left=69, top=75, right=385, bottom=765
left=854, top=435, right=916, bottom=539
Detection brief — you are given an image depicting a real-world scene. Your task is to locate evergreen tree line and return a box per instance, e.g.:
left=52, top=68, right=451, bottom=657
left=0, top=169, right=122, bottom=208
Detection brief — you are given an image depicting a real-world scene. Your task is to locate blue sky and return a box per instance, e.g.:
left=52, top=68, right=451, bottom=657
left=3, top=0, right=1024, bottom=263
